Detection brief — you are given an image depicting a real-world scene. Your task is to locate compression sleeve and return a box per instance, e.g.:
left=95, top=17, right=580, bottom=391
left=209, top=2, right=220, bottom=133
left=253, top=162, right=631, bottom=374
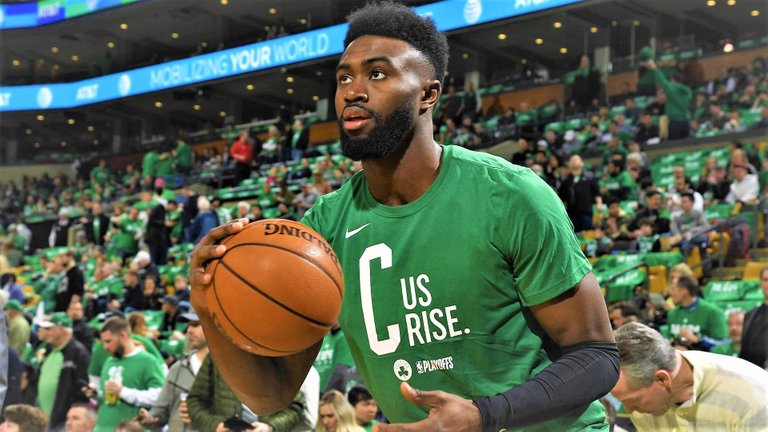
left=473, top=341, right=619, bottom=431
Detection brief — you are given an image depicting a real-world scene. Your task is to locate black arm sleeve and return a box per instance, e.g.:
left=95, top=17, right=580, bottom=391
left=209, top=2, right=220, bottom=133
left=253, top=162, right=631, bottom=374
left=473, top=341, right=619, bottom=432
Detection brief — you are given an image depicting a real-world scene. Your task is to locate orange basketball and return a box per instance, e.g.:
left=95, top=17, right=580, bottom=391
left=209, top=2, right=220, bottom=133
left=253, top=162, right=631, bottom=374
left=206, top=219, right=344, bottom=356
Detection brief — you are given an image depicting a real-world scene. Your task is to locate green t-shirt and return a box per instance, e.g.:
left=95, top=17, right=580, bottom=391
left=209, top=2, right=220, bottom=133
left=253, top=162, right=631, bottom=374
left=301, top=145, right=606, bottom=431
left=38, top=348, right=64, bottom=417
left=142, top=151, right=160, bottom=178
left=601, top=171, right=636, bottom=201
left=667, top=299, right=728, bottom=341
left=637, top=234, right=659, bottom=254
left=90, top=166, right=111, bottom=185
left=363, top=420, right=378, bottom=432
left=176, top=142, right=192, bottom=169
left=40, top=274, right=63, bottom=314
left=166, top=209, right=183, bottom=239
left=155, top=154, right=175, bottom=177
left=314, top=330, right=356, bottom=390
left=711, top=342, right=739, bottom=357
left=95, top=349, right=166, bottom=432
left=88, top=334, right=163, bottom=378
left=114, top=215, right=143, bottom=255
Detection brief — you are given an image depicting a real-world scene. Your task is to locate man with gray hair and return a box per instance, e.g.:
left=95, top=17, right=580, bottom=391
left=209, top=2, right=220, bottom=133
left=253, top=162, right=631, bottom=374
left=611, top=321, right=768, bottom=430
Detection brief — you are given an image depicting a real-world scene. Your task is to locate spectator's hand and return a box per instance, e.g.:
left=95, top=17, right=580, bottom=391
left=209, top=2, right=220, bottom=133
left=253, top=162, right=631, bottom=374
left=250, top=422, right=272, bottom=432
left=81, top=385, right=97, bottom=399
left=179, top=400, right=192, bottom=424
left=215, top=423, right=231, bottom=432
left=105, top=380, right=123, bottom=397
left=678, top=328, right=699, bottom=344
left=189, top=219, right=250, bottom=316
left=137, top=408, right=159, bottom=427
left=375, top=382, right=481, bottom=432
left=644, top=60, right=657, bottom=70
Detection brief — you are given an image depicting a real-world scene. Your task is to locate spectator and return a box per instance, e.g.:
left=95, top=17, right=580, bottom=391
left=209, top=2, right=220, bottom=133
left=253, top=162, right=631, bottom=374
left=82, top=203, right=109, bottom=247
left=142, top=148, right=159, bottom=180
left=187, top=356, right=309, bottom=432
left=110, top=206, right=143, bottom=262
left=291, top=118, right=310, bottom=161
left=601, top=159, right=635, bottom=202
left=65, top=403, right=96, bottom=432
left=624, top=98, right=640, bottom=122
left=132, top=251, right=159, bottom=285
left=137, top=276, right=162, bottom=311
left=697, top=164, right=730, bottom=205
left=1, top=274, right=24, bottom=304
left=629, top=190, right=670, bottom=236
left=601, top=198, right=632, bottom=241
left=316, top=390, right=364, bottom=432
left=159, top=295, right=181, bottom=335
left=633, top=111, right=659, bottom=145
left=712, top=311, right=744, bottom=357
left=139, top=309, right=208, bottom=432
left=230, top=131, right=255, bottom=185
left=440, top=84, right=462, bottom=124
left=611, top=322, right=768, bottom=431
left=666, top=275, right=727, bottom=351
left=276, top=202, right=295, bottom=220
left=3, top=349, right=23, bottom=412
left=174, top=139, right=194, bottom=175
left=669, top=192, right=709, bottom=257
left=608, top=302, right=641, bottom=329
left=557, top=155, right=601, bottom=232
left=725, top=161, right=759, bottom=204
left=121, top=270, right=143, bottom=311
left=55, top=251, right=84, bottom=312
left=145, top=201, right=168, bottom=266
left=66, top=301, right=94, bottom=352
left=3, top=301, right=30, bottom=360
left=114, top=420, right=143, bottom=432
left=49, top=210, right=71, bottom=248
left=571, top=55, right=601, bottom=112
left=347, top=386, right=378, bottom=432
left=510, top=138, right=531, bottom=166
left=723, top=109, right=746, bottom=133
left=706, top=101, right=728, bottom=130
left=644, top=61, right=692, bottom=140
left=37, top=312, right=90, bottom=431
left=293, top=183, right=319, bottom=220
left=234, top=201, right=251, bottom=220
left=291, top=158, right=313, bottom=181
left=127, top=312, right=159, bottom=342
left=189, top=197, right=219, bottom=245
left=740, top=267, right=768, bottom=369
left=635, top=218, right=661, bottom=254
left=93, top=317, right=165, bottom=431
left=0, top=405, right=48, bottom=432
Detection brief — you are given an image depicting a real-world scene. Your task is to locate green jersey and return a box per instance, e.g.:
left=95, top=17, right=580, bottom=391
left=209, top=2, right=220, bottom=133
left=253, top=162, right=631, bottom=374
left=88, top=334, right=163, bottom=377
left=38, top=349, right=64, bottom=416
left=711, top=342, right=739, bottom=357
left=95, top=349, right=165, bottom=432
left=301, top=145, right=606, bottom=431
left=314, top=330, right=356, bottom=390
left=142, top=151, right=160, bottom=178
left=176, top=141, right=193, bottom=170
left=166, top=209, right=183, bottom=239
left=114, top=215, right=143, bottom=255
left=601, top=171, right=636, bottom=201
left=155, top=154, right=175, bottom=177
left=668, top=299, right=728, bottom=342
left=90, top=166, right=111, bottom=185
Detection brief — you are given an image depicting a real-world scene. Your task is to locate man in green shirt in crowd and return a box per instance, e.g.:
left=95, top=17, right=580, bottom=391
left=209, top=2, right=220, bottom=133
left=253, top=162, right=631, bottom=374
left=142, top=149, right=160, bottom=179
left=712, top=310, right=744, bottom=357
left=37, top=312, right=91, bottom=431
left=155, top=149, right=175, bottom=179
left=4, top=300, right=30, bottom=355
left=111, top=207, right=143, bottom=259
left=174, top=139, right=193, bottom=174
left=90, top=159, right=111, bottom=186
left=92, top=316, right=166, bottom=432
left=644, top=59, right=692, bottom=141
left=667, top=275, right=728, bottom=351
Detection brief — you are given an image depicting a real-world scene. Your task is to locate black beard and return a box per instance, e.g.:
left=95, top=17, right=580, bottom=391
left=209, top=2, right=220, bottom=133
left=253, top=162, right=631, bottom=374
left=113, top=344, right=125, bottom=359
left=339, top=103, right=415, bottom=161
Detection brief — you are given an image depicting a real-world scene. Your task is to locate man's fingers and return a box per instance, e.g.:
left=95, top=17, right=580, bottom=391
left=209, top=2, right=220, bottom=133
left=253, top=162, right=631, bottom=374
left=375, top=420, right=430, bottom=432
left=399, top=382, right=446, bottom=408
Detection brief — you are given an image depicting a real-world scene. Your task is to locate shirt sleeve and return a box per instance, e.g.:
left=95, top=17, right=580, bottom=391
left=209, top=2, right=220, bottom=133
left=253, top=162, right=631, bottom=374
left=503, top=169, right=592, bottom=306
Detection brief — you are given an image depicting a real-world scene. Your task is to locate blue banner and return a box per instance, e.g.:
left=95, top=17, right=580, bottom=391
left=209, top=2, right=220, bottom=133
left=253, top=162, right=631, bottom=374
left=0, top=0, right=583, bottom=112
left=0, top=0, right=143, bottom=29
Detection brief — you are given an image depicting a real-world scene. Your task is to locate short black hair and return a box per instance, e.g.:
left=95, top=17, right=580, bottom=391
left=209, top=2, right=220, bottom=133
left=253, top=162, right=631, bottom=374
left=676, top=275, right=700, bottom=297
left=348, top=385, right=374, bottom=406
left=344, top=1, right=449, bottom=84
left=680, top=191, right=695, bottom=201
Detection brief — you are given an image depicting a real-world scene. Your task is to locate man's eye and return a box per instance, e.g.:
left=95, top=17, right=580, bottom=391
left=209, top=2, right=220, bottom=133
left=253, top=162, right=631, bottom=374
left=371, top=71, right=386, bottom=80
left=338, top=75, right=351, bottom=84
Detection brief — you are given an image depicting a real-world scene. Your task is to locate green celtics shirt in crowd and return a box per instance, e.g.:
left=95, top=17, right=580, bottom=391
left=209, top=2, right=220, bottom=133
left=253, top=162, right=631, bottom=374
left=90, top=166, right=111, bottom=184
left=88, top=334, right=163, bottom=378
left=636, top=234, right=660, bottom=254
left=114, top=215, right=143, bottom=256
left=142, top=150, right=160, bottom=178
left=667, top=299, right=728, bottom=341
left=600, top=171, right=636, bottom=201
left=155, top=153, right=175, bottom=178
left=95, top=349, right=165, bottom=432
left=176, top=141, right=193, bottom=171
left=38, top=349, right=64, bottom=417
left=301, top=145, right=607, bottom=431
left=314, top=329, right=356, bottom=390
left=711, top=342, right=739, bottom=357
left=166, top=208, right=183, bottom=240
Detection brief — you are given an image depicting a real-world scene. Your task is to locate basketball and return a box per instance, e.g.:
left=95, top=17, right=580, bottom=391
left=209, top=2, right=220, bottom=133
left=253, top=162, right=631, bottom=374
left=206, top=219, right=344, bottom=356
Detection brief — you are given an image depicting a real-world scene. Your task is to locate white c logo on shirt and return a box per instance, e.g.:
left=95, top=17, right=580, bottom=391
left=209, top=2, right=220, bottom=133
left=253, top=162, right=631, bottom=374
left=359, top=243, right=400, bottom=355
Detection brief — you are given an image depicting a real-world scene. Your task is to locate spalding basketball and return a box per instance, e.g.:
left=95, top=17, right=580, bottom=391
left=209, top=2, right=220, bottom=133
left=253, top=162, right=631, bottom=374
left=206, top=219, right=344, bottom=356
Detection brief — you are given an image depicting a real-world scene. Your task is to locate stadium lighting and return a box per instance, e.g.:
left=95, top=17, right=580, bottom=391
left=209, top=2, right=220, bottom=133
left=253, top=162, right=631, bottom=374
left=34, top=143, right=41, bottom=148
left=299, top=18, right=308, bottom=25
left=107, top=42, right=115, bottom=49
left=462, top=53, right=469, bottom=59
left=498, top=33, right=507, bottom=40
left=315, top=71, right=323, bottom=76
left=751, top=10, right=760, bottom=16
left=590, top=26, right=598, bottom=33
left=560, top=47, right=568, bottom=54
left=25, top=129, right=32, bottom=135
left=269, top=8, right=277, bottom=14
left=706, top=0, right=716, bottom=5
left=53, top=64, right=60, bottom=70
left=219, top=111, right=227, bottom=117
left=171, top=32, right=179, bottom=39
left=286, top=76, right=295, bottom=83
left=521, top=59, right=528, bottom=64
left=723, top=42, right=734, bottom=52
left=312, top=95, right=320, bottom=102
left=727, top=0, right=735, bottom=5
left=154, top=101, right=163, bottom=108
left=11, top=59, right=20, bottom=67
left=87, top=125, right=95, bottom=132
left=535, top=38, right=543, bottom=45
left=611, top=20, right=618, bottom=27
left=553, top=22, right=562, bottom=28
left=633, top=20, right=640, bottom=26
left=93, top=139, right=99, bottom=145
left=71, top=55, right=79, bottom=62
left=119, top=23, right=128, bottom=30
left=37, top=59, right=45, bottom=65
left=246, top=84, right=255, bottom=91
left=67, top=119, right=75, bottom=125
left=61, top=141, right=67, bottom=147
left=51, top=47, right=59, bottom=53
left=36, top=115, right=45, bottom=121
left=287, top=88, right=295, bottom=94
left=193, top=104, right=201, bottom=111
left=220, top=0, right=228, bottom=5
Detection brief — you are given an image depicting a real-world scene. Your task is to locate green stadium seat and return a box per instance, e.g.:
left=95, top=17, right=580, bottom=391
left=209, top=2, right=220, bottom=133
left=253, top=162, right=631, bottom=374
left=712, top=300, right=763, bottom=314
left=703, top=281, right=743, bottom=302
left=642, top=252, right=684, bottom=268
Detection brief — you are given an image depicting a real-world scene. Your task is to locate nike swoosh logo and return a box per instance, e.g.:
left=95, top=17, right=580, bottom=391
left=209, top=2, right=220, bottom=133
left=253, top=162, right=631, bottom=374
left=345, top=223, right=371, bottom=239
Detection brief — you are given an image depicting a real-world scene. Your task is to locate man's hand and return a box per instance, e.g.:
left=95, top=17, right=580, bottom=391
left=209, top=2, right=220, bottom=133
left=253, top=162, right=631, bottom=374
left=179, top=400, right=192, bottom=424
left=215, top=423, right=231, bottom=432
left=374, top=382, right=482, bottom=432
left=250, top=422, right=272, bottom=432
left=137, top=408, right=159, bottom=427
left=189, top=218, right=250, bottom=315
left=81, top=385, right=97, bottom=399
left=678, top=328, right=700, bottom=344
left=644, top=60, right=657, bottom=70
left=105, top=380, right=123, bottom=397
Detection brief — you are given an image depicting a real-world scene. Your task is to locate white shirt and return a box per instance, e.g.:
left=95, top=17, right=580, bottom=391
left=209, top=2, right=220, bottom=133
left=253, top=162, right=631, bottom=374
left=726, top=174, right=759, bottom=204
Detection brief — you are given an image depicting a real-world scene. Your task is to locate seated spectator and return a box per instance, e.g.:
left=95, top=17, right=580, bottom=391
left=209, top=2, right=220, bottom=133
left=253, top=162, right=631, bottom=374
left=725, top=161, right=759, bottom=204
left=740, top=267, right=768, bottom=369
left=159, top=295, right=181, bottom=334
left=611, top=322, right=768, bottom=431
left=697, top=164, right=730, bottom=205
left=115, top=419, right=144, bottom=432
left=510, top=138, right=531, bottom=166
left=629, top=190, right=670, bottom=236
left=1, top=273, right=25, bottom=303
left=291, top=158, right=313, bottom=181
left=131, top=251, right=159, bottom=285
left=666, top=177, right=703, bottom=218
left=626, top=152, right=651, bottom=188
left=666, top=275, right=727, bottom=351
left=347, top=386, right=378, bottom=432
left=670, top=192, right=709, bottom=257
left=635, top=218, right=661, bottom=254
left=601, top=159, right=636, bottom=202
left=128, top=311, right=159, bottom=342
left=189, top=197, right=220, bottom=245
left=121, top=270, right=143, bottom=311
left=624, top=97, right=640, bottom=122
left=250, top=204, right=264, bottom=222
left=317, top=390, right=364, bottom=432
left=723, top=109, right=746, bottom=133
left=65, top=403, right=96, bottom=432
left=634, top=111, right=660, bottom=145
left=173, top=275, right=190, bottom=303
left=601, top=198, right=632, bottom=240
left=4, top=300, right=30, bottom=356
left=706, top=101, right=728, bottom=130
left=609, top=301, right=641, bottom=329
left=0, top=404, right=48, bottom=432
left=139, top=275, right=163, bottom=311
left=711, top=311, right=744, bottom=357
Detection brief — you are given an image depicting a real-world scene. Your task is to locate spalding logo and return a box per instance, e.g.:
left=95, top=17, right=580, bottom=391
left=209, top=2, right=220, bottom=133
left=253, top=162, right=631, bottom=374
left=263, top=222, right=339, bottom=267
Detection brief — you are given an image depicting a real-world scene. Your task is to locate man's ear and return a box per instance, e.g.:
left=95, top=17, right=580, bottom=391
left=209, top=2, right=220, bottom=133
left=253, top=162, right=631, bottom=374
left=654, top=369, right=673, bottom=391
left=420, top=80, right=442, bottom=114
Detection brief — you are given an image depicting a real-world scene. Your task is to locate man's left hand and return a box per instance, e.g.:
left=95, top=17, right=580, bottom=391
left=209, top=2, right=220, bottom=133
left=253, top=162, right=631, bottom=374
left=105, top=380, right=123, bottom=397
left=374, top=382, right=482, bottom=432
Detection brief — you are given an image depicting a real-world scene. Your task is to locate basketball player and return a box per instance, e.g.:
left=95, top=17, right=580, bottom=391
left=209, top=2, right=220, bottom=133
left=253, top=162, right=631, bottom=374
left=190, top=2, right=618, bottom=431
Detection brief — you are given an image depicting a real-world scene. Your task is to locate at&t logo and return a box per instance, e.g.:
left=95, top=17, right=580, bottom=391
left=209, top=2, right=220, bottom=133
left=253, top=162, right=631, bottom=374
left=37, top=87, right=53, bottom=108
left=463, top=0, right=482, bottom=25
left=393, top=359, right=412, bottom=381
left=118, top=74, right=132, bottom=96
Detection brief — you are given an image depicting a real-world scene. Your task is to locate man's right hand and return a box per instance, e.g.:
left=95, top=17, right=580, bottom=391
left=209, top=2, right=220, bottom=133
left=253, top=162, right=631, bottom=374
left=137, top=408, right=159, bottom=427
left=215, top=423, right=232, bottom=432
left=189, top=218, right=250, bottom=315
